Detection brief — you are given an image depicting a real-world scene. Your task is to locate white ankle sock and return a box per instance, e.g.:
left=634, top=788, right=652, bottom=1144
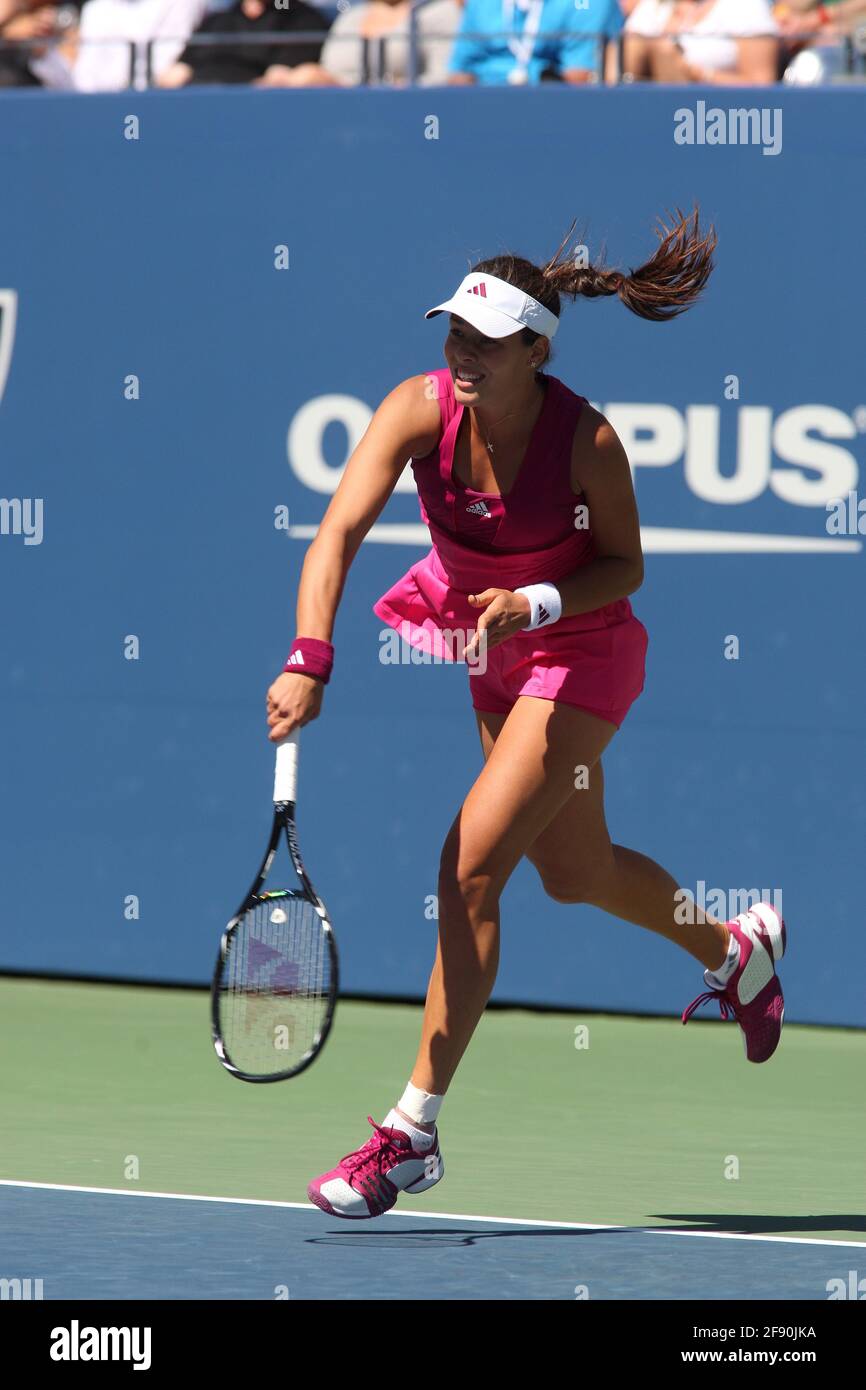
left=704, top=930, right=741, bottom=989
left=397, top=1081, right=443, bottom=1127
left=383, top=1107, right=435, bottom=1151
left=382, top=1082, right=443, bottom=1150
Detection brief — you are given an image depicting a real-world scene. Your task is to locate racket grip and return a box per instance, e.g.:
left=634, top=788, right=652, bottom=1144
left=274, top=731, right=299, bottom=804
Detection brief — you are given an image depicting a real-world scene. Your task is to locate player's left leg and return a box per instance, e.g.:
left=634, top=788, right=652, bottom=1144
left=527, top=758, right=732, bottom=972
left=479, top=709, right=786, bottom=1063
left=476, top=708, right=730, bottom=970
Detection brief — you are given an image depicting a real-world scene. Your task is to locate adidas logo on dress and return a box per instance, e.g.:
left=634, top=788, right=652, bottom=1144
left=466, top=500, right=491, bottom=516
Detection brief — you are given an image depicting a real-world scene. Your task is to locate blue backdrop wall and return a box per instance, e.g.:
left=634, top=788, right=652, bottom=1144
left=0, top=87, right=864, bottom=1025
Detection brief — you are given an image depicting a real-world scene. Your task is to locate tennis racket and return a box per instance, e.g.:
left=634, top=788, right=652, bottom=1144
left=211, top=731, right=338, bottom=1082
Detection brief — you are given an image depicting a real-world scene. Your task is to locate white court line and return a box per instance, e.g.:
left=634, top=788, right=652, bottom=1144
left=0, top=1179, right=862, bottom=1249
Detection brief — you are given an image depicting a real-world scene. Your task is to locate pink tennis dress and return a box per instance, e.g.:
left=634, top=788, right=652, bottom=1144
left=373, top=368, right=648, bottom=728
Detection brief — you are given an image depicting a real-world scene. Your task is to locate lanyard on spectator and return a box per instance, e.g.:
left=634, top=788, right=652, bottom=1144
left=502, top=0, right=545, bottom=83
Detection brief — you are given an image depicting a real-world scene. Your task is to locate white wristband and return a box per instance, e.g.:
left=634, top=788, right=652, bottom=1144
left=515, top=582, right=562, bottom=630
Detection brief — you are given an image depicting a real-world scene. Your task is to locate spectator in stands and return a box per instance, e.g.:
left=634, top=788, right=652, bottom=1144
left=158, top=0, right=329, bottom=86
left=447, top=0, right=624, bottom=85
left=776, top=0, right=866, bottom=34
left=0, top=0, right=78, bottom=85
left=272, top=0, right=462, bottom=87
left=775, top=0, right=866, bottom=81
left=623, top=0, right=780, bottom=84
left=71, top=0, right=207, bottom=90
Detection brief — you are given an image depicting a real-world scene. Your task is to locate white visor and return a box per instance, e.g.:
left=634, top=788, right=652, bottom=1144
left=425, top=272, right=559, bottom=340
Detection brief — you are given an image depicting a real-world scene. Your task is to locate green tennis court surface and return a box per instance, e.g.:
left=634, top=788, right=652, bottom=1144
left=2, top=976, right=863, bottom=1250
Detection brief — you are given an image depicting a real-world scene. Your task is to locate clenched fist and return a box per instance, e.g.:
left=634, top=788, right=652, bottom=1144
left=266, top=671, right=324, bottom=742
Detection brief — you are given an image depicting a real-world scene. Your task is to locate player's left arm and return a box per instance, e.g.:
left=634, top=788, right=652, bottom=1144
left=555, top=404, right=644, bottom=619
left=462, top=406, right=644, bottom=658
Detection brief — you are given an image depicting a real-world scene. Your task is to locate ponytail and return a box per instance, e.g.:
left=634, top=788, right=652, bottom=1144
left=541, top=206, right=717, bottom=322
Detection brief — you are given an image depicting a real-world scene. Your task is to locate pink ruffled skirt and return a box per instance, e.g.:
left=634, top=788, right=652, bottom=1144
left=373, top=527, right=648, bottom=729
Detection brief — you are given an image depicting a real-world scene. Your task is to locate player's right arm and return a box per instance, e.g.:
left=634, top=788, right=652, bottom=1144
left=267, top=374, right=441, bottom=739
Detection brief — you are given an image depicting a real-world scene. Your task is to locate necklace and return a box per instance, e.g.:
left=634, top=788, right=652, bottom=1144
left=477, top=390, right=543, bottom=452
left=480, top=411, right=518, bottom=453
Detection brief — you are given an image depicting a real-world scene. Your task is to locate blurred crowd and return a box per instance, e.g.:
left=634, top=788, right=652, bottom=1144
left=1, top=0, right=864, bottom=91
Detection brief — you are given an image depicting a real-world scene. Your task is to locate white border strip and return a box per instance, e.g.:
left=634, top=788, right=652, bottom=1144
left=0, top=289, right=18, bottom=408
left=288, top=522, right=862, bottom=555
left=0, top=1179, right=862, bottom=1248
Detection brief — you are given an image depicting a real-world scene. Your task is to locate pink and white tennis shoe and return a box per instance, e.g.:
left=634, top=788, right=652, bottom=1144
left=307, top=1116, right=444, bottom=1219
left=682, top=902, right=787, bottom=1063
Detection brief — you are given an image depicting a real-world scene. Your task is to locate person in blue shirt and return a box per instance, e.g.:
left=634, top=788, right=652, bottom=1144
left=447, top=0, right=624, bottom=85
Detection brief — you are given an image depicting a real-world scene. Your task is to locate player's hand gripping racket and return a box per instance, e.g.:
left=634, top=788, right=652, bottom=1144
left=211, top=731, right=338, bottom=1081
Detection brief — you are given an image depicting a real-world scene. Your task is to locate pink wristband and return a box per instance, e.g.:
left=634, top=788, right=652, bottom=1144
left=284, top=636, right=334, bottom=684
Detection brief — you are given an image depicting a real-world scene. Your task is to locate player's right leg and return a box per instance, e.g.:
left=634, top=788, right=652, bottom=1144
left=307, top=695, right=616, bottom=1218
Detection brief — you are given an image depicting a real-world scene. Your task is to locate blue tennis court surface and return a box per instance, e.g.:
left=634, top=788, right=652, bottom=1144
left=0, top=1184, right=858, bottom=1301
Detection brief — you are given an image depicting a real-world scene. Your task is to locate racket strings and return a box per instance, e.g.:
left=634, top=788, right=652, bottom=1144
left=220, top=894, right=332, bottom=1077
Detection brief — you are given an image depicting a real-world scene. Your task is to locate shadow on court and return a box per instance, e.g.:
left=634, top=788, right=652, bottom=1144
left=306, top=1226, right=622, bottom=1248
left=306, top=1213, right=866, bottom=1248
left=649, top=1213, right=866, bottom=1236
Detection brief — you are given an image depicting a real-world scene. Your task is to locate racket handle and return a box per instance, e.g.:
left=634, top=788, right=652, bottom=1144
left=274, top=731, right=299, bottom=804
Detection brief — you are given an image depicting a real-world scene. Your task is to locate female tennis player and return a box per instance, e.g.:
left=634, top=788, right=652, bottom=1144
left=266, top=209, right=787, bottom=1220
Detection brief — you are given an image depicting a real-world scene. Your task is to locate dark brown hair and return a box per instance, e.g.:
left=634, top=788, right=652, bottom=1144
left=471, top=207, right=717, bottom=368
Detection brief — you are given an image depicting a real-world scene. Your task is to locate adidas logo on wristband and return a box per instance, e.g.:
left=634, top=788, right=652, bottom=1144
left=515, top=583, right=562, bottom=631
left=286, top=651, right=305, bottom=665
